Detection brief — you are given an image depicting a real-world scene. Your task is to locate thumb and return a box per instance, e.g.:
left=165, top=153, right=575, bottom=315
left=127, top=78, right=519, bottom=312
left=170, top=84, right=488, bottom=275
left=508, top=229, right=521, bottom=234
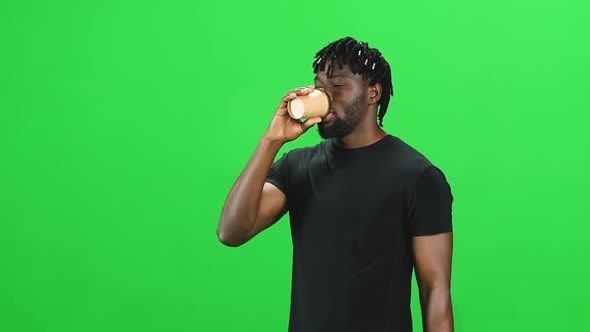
left=301, top=117, right=322, bottom=132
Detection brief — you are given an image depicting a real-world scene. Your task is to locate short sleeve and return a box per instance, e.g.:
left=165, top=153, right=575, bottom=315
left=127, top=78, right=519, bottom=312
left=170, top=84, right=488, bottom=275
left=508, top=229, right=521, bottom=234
left=265, top=152, right=290, bottom=197
left=407, top=165, right=454, bottom=236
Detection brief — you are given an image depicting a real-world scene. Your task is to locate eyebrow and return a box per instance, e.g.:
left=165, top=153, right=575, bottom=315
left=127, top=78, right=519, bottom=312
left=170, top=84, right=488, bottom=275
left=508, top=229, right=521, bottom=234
left=314, top=74, right=349, bottom=82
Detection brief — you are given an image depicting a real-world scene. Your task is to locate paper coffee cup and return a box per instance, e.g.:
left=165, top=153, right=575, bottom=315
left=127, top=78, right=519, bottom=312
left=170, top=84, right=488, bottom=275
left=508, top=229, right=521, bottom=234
left=287, top=88, right=331, bottom=120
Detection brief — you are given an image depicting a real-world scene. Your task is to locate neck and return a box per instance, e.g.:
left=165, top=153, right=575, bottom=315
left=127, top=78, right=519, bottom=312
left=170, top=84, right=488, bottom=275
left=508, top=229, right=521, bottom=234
left=331, top=118, right=388, bottom=149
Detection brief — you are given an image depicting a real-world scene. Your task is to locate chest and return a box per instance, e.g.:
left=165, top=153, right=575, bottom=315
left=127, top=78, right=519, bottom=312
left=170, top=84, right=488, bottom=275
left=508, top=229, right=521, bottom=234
left=287, top=156, right=411, bottom=257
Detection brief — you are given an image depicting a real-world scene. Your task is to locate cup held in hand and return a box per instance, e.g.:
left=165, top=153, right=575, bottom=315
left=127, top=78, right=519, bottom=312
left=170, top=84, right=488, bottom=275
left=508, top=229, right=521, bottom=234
left=287, top=88, right=331, bottom=120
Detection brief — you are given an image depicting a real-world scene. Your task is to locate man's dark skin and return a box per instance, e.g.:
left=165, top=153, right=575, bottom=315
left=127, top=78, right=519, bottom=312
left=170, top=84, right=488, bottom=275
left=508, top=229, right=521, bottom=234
left=218, top=64, right=454, bottom=332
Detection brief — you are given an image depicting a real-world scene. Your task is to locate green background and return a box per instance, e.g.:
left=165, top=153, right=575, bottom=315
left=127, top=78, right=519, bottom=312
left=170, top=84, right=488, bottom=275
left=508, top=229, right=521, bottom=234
left=1, top=0, right=589, bottom=331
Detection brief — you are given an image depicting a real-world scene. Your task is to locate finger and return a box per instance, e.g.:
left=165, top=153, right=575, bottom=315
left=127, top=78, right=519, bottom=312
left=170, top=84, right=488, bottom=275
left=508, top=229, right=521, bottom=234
left=301, top=116, right=322, bottom=132
left=278, top=86, right=316, bottom=109
left=277, top=91, right=298, bottom=109
left=289, top=86, right=315, bottom=96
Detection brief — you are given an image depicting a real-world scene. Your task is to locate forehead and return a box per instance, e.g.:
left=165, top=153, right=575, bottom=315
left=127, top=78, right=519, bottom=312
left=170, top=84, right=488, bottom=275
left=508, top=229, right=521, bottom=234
left=314, top=63, right=362, bottom=81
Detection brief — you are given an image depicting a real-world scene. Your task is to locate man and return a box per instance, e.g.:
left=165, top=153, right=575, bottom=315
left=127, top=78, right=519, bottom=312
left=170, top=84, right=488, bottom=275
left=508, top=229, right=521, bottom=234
left=218, top=36, right=454, bottom=332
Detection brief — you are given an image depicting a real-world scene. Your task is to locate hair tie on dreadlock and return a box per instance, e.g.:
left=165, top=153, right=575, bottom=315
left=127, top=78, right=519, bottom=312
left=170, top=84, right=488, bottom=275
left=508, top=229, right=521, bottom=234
left=364, top=59, right=368, bottom=65
left=372, top=63, right=376, bottom=70
left=358, top=50, right=361, bottom=56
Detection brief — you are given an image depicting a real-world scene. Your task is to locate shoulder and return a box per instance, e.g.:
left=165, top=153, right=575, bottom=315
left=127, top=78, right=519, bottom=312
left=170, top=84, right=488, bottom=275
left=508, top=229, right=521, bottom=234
left=388, top=137, right=452, bottom=193
left=381, top=136, right=453, bottom=196
left=281, top=140, right=330, bottom=163
left=384, top=136, right=436, bottom=174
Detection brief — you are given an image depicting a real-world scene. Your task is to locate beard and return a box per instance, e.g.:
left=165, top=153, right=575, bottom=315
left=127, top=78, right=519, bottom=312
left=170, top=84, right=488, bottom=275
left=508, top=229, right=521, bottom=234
left=318, top=95, right=363, bottom=139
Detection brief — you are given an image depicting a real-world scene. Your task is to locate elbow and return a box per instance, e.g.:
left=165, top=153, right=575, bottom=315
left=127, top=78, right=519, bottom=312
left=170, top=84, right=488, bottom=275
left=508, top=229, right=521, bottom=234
left=217, top=222, right=249, bottom=247
left=217, top=231, right=245, bottom=247
left=419, top=284, right=451, bottom=304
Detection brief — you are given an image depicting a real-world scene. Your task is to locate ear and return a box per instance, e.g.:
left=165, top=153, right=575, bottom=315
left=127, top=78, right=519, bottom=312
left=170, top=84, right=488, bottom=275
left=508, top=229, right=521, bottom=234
left=368, top=83, right=382, bottom=105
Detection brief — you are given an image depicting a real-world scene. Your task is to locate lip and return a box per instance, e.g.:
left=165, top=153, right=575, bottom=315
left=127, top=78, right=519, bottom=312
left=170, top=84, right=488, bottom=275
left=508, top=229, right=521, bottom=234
left=321, top=112, right=334, bottom=121
left=320, top=112, right=335, bottom=125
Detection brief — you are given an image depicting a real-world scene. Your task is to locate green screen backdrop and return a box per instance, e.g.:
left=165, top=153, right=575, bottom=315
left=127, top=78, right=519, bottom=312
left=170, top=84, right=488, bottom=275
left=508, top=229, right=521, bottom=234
left=1, top=0, right=589, bottom=331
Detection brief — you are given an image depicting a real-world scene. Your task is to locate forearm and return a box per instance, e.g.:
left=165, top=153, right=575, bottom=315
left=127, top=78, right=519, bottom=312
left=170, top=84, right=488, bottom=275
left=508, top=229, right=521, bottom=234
left=420, top=288, right=454, bottom=332
left=217, top=135, right=283, bottom=244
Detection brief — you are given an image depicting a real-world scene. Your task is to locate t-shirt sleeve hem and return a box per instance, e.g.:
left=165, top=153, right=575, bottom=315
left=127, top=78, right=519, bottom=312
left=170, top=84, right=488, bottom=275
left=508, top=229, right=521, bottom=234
left=265, top=178, right=287, bottom=196
left=411, top=225, right=453, bottom=237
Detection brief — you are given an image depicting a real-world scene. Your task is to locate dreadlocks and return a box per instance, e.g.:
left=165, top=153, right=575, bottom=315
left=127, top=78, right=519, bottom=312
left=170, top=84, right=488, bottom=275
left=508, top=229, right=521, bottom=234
left=312, top=37, right=394, bottom=127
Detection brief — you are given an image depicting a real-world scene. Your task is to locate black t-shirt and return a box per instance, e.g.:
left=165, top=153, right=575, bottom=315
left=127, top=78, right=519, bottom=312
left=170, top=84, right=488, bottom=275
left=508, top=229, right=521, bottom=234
left=265, top=134, right=453, bottom=332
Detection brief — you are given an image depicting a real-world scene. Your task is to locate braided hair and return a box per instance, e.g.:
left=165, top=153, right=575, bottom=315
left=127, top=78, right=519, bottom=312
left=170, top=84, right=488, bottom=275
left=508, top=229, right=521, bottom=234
left=312, top=37, right=394, bottom=127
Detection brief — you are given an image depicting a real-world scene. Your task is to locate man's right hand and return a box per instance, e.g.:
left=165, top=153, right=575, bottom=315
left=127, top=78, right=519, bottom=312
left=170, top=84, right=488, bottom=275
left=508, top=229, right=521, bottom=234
left=219, top=87, right=322, bottom=246
left=264, top=86, right=323, bottom=144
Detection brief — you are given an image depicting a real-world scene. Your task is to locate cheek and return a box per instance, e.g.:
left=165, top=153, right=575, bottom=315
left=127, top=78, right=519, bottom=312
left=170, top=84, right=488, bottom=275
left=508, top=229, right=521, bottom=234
left=328, top=89, right=351, bottom=107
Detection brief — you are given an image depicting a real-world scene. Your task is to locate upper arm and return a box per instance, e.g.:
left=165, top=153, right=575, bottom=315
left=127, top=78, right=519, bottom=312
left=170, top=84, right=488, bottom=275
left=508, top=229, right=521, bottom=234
left=248, top=182, right=288, bottom=238
left=407, top=165, right=454, bottom=290
left=413, top=232, right=453, bottom=290
left=413, top=233, right=454, bottom=331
